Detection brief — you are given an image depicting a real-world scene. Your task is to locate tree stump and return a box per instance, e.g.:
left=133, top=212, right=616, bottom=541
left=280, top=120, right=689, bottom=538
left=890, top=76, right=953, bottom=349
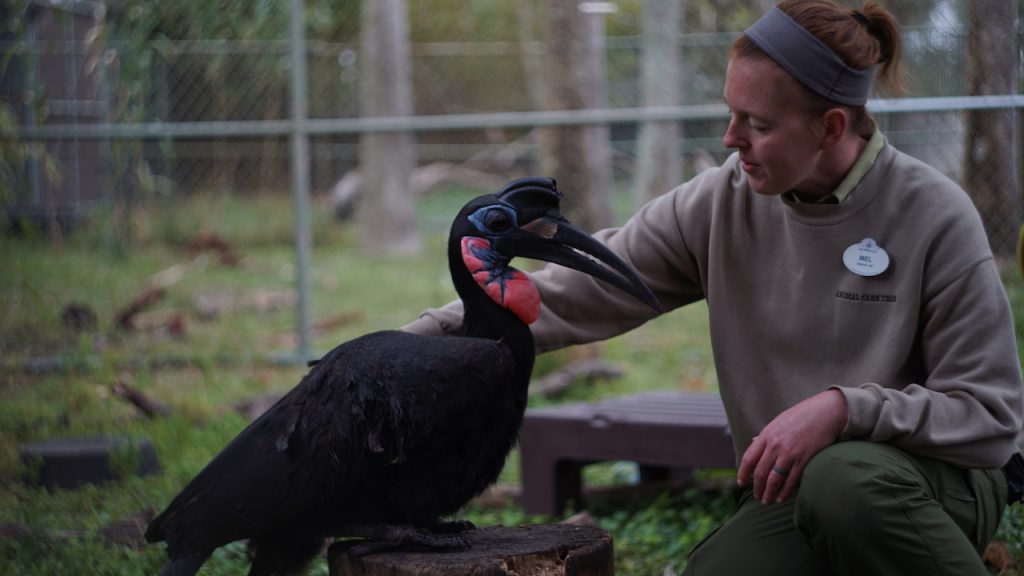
left=328, top=524, right=613, bottom=576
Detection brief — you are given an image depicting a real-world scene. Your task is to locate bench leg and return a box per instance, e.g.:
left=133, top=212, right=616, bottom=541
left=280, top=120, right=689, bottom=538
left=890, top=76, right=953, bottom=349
left=638, top=464, right=670, bottom=483
left=638, top=465, right=695, bottom=485
left=554, top=460, right=584, bottom=515
left=521, top=447, right=583, bottom=517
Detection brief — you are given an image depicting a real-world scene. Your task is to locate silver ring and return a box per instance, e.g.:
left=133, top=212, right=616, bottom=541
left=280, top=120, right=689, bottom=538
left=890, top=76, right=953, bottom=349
left=771, top=464, right=790, bottom=477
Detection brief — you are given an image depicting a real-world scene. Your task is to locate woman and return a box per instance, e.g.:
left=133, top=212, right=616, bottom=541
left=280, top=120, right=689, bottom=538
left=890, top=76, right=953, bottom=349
left=404, top=1, right=1023, bottom=573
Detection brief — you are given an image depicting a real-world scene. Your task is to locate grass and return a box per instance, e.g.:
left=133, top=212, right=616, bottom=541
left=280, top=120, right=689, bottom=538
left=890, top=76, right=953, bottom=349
left=0, top=189, right=1021, bottom=575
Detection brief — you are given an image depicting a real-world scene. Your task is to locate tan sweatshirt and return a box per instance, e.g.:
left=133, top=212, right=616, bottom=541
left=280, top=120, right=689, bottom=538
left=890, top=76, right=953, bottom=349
left=404, top=138, right=1023, bottom=469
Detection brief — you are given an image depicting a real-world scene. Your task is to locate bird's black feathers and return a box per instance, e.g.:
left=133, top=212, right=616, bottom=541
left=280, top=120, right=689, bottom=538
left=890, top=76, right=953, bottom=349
left=146, top=332, right=520, bottom=542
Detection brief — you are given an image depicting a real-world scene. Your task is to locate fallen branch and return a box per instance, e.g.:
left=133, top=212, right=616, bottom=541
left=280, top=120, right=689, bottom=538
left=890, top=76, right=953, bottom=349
left=114, top=286, right=166, bottom=331
left=111, top=377, right=170, bottom=419
left=530, top=359, right=625, bottom=398
left=116, top=255, right=213, bottom=331
left=187, top=231, right=242, bottom=266
left=131, top=310, right=189, bottom=340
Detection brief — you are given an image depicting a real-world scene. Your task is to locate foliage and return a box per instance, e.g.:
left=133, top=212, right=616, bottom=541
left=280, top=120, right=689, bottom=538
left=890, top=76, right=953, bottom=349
left=0, top=5, right=62, bottom=208
left=0, top=102, right=59, bottom=207
left=598, top=487, right=734, bottom=575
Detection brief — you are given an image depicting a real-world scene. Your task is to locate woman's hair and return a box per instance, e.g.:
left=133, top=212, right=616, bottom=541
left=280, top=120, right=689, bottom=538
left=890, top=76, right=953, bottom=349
left=732, top=1, right=904, bottom=135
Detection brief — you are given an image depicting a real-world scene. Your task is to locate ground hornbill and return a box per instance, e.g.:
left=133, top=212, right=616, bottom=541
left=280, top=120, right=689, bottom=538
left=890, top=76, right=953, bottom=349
left=145, top=177, right=660, bottom=576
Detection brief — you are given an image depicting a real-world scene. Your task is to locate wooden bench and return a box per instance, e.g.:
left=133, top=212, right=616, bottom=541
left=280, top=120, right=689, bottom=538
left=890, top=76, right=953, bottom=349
left=518, top=391, right=735, bottom=516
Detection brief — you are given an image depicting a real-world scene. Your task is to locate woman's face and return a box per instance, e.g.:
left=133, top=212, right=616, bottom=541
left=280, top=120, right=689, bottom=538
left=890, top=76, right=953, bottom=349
left=722, top=57, right=830, bottom=198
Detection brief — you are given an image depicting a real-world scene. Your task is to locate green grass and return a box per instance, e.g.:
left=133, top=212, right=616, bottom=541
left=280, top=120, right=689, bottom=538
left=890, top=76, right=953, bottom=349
left=0, top=190, right=1021, bottom=575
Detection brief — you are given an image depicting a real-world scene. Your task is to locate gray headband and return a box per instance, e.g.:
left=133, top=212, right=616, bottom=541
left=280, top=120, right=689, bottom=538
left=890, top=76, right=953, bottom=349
left=744, top=7, right=875, bottom=106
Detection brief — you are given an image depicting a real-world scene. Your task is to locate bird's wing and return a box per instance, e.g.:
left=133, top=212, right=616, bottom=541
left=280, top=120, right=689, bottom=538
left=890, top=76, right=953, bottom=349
left=292, top=330, right=518, bottom=468
left=147, top=330, right=516, bottom=548
left=145, top=376, right=324, bottom=547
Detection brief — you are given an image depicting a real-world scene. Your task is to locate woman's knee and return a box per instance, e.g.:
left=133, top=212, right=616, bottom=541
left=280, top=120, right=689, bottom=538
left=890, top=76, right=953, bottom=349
left=796, top=441, right=924, bottom=535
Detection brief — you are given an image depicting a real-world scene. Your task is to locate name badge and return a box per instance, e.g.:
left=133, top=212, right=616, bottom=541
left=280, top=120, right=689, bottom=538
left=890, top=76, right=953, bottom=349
left=843, top=238, right=889, bottom=277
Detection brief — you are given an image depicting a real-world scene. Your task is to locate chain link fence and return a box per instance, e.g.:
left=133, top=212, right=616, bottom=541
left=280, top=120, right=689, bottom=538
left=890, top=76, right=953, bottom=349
left=3, top=0, right=1022, bottom=246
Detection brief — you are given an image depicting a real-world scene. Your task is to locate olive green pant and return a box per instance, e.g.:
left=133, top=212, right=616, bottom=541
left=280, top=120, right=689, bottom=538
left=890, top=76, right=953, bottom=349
left=682, top=441, right=1007, bottom=576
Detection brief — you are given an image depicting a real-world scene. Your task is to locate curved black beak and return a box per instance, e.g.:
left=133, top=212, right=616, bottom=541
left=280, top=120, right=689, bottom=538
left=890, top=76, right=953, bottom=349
left=494, top=216, right=661, bottom=312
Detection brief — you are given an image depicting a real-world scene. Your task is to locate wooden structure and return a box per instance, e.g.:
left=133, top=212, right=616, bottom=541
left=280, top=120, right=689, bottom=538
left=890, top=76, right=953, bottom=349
left=19, top=436, right=161, bottom=489
left=6, top=1, right=109, bottom=232
left=519, top=391, right=735, bottom=516
left=328, top=524, right=612, bottom=576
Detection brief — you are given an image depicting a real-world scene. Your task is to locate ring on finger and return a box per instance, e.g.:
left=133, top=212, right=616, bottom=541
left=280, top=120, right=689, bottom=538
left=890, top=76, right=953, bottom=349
left=771, top=464, right=789, bottom=477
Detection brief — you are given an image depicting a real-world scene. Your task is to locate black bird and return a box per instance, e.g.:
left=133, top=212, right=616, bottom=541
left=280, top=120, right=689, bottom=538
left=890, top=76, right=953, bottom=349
left=145, top=177, right=660, bottom=576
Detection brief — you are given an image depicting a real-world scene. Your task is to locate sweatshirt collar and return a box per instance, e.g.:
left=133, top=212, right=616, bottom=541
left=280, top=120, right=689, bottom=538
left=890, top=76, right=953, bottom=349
left=784, top=129, right=885, bottom=204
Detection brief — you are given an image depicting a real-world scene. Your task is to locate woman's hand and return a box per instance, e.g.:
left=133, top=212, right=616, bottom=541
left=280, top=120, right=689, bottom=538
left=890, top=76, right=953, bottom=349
left=736, top=389, right=849, bottom=504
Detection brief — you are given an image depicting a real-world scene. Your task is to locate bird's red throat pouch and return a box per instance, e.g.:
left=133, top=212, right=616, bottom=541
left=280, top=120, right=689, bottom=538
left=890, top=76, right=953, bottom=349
left=461, top=237, right=541, bottom=324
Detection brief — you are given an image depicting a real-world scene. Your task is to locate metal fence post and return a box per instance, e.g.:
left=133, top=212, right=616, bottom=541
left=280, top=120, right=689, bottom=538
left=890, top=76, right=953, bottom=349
left=290, top=0, right=313, bottom=363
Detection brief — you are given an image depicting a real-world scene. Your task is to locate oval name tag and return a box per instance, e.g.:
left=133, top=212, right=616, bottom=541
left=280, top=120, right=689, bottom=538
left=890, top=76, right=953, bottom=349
left=843, top=237, right=889, bottom=277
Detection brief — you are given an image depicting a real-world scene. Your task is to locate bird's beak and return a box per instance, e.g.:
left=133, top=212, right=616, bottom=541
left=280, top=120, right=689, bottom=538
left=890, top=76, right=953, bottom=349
left=494, top=216, right=661, bottom=312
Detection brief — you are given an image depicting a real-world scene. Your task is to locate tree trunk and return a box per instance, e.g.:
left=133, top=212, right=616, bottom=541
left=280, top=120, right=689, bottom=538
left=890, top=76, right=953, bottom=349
left=964, top=0, right=1020, bottom=258
left=538, top=1, right=614, bottom=232
left=515, top=0, right=545, bottom=113
left=358, top=0, right=420, bottom=254
left=328, top=524, right=613, bottom=576
left=633, top=0, right=683, bottom=207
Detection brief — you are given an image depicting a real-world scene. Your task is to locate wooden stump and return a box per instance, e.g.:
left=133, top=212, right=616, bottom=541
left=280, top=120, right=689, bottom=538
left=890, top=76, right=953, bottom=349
left=328, top=524, right=613, bottom=576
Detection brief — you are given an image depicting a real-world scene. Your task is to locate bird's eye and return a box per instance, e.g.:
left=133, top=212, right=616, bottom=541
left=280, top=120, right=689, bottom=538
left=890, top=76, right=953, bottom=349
left=484, top=209, right=512, bottom=232
left=469, top=204, right=518, bottom=235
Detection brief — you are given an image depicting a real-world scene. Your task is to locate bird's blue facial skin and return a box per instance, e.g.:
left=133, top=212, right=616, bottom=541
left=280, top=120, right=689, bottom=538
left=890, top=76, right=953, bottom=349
left=468, top=204, right=518, bottom=237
